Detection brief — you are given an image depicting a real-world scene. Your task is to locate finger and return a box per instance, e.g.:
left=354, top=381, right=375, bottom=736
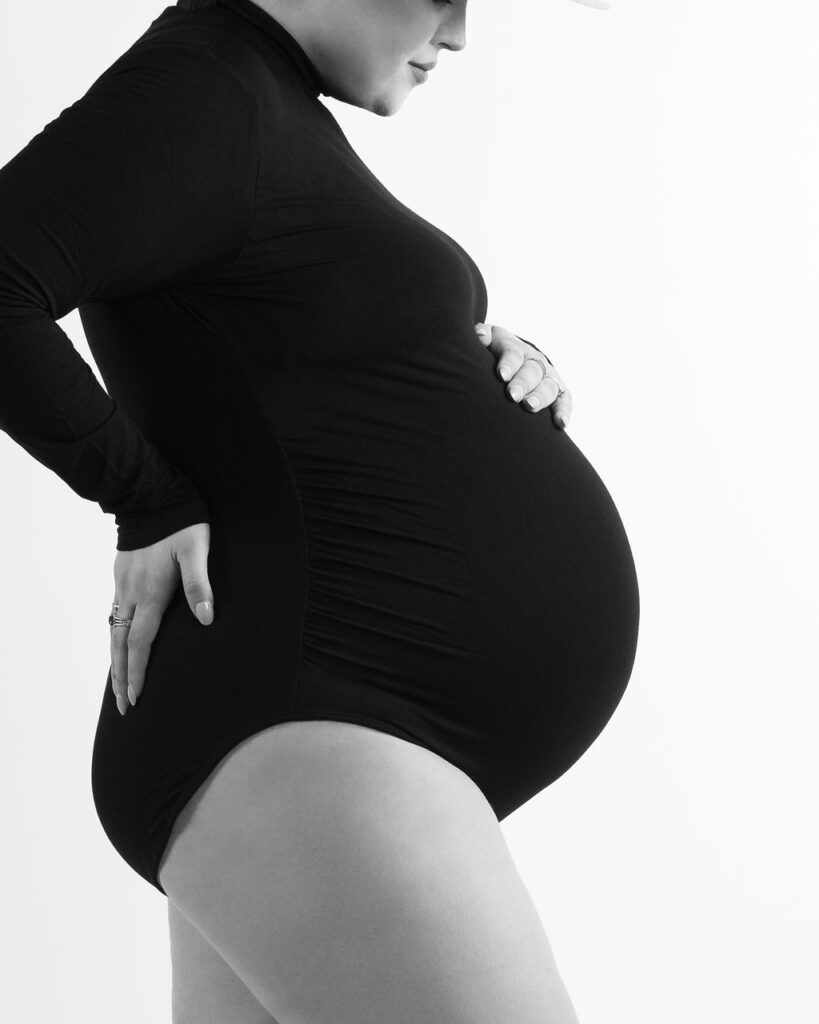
left=108, top=664, right=123, bottom=717
left=551, top=387, right=573, bottom=429
left=506, top=358, right=550, bottom=403
left=125, top=603, right=163, bottom=706
left=521, top=375, right=563, bottom=413
left=474, top=323, right=525, bottom=382
left=110, top=599, right=136, bottom=716
left=474, top=322, right=492, bottom=347
left=176, top=527, right=215, bottom=625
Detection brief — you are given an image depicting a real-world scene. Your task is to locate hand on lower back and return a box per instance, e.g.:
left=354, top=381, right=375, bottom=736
left=109, top=521, right=214, bottom=715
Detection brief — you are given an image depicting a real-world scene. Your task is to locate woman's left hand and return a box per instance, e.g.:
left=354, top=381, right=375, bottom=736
left=474, top=322, right=572, bottom=430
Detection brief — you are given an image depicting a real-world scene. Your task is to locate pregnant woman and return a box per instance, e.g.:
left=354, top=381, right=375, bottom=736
left=0, top=1, right=639, bottom=1021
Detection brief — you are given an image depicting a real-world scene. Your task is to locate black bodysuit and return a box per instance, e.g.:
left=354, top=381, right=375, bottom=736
left=0, top=0, right=640, bottom=895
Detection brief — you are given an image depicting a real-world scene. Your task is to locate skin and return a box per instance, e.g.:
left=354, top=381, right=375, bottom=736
left=248, top=0, right=467, bottom=117
left=111, top=0, right=572, bottom=714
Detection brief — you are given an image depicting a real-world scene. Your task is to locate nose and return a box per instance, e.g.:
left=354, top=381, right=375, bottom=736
left=440, top=35, right=466, bottom=54
left=434, top=11, right=466, bottom=53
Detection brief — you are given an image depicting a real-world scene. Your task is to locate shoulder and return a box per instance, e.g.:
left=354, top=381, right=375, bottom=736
left=82, top=6, right=278, bottom=122
left=137, top=4, right=282, bottom=107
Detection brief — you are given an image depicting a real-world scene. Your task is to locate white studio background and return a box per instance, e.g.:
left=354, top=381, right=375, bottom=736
left=1, top=1, right=816, bottom=1021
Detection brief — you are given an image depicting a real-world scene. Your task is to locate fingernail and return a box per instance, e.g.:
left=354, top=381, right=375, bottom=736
left=527, top=396, right=540, bottom=409
left=116, top=695, right=126, bottom=716
left=196, top=600, right=213, bottom=624
left=499, top=366, right=511, bottom=381
left=127, top=685, right=136, bottom=706
left=509, top=386, right=522, bottom=401
left=557, top=416, right=567, bottom=430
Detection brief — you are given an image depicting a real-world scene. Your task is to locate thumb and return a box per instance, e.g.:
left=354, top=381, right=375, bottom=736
left=177, top=539, right=215, bottom=626
left=474, top=322, right=493, bottom=347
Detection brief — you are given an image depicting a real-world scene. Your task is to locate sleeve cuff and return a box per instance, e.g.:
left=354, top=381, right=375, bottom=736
left=115, top=494, right=210, bottom=551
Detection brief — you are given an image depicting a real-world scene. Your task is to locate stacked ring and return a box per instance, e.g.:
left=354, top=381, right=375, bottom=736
left=109, top=601, right=132, bottom=628
left=522, top=355, right=566, bottom=399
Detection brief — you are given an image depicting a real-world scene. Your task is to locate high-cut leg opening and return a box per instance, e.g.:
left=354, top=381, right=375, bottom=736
left=151, top=709, right=437, bottom=895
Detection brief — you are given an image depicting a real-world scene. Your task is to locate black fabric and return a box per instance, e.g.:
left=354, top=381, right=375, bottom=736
left=0, top=0, right=639, bottom=894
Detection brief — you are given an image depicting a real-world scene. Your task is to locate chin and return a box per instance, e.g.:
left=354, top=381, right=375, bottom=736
left=370, top=86, right=411, bottom=118
left=326, top=75, right=410, bottom=117
left=371, top=98, right=402, bottom=117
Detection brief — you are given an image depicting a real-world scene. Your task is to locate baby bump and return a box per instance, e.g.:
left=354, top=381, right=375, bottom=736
left=289, top=397, right=639, bottom=732
left=446, top=410, right=640, bottom=791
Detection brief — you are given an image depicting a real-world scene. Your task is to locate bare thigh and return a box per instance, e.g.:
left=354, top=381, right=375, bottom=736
left=168, top=898, right=279, bottom=1024
left=157, top=720, right=580, bottom=1024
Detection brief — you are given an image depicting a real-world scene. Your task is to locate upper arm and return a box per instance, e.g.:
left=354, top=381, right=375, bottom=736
left=0, top=40, right=261, bottom=319
left=0, top=40, right=261, bottom=550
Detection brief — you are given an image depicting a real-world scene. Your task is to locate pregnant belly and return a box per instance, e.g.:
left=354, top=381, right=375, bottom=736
left=281, top=370, right=640, bottom=783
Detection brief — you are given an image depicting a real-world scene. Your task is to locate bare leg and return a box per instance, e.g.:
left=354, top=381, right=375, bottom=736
left=168, top=897, right=279, bottom=1024
left=158, top=720, right=581, bottom=1024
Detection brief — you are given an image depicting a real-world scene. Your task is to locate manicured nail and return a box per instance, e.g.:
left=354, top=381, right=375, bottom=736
left=509, top=386, right=522, bottom=401
left=527, top=396, right=540, bottom=409
left=196, top=600, right=213, bottom=624
left=499, top=366, right=511, bottom=381
left=128, top=685, right=136, bottom=706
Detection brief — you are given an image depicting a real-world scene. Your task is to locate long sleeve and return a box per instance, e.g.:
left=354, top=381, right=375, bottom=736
left=0, top=39, right=260, bottom=550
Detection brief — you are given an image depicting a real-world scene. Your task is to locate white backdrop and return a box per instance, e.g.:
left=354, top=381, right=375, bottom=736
left=1, top=1, right=816, bottom=1021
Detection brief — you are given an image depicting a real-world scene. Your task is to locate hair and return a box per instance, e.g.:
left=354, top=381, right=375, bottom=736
left=177, top=0, right=222, bottom=9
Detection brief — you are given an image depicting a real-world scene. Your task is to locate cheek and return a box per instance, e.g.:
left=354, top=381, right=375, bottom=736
left=360, top=0, right=435, bottom=73
left=329, top=2, right=432, bottom=98
left=360, top=47, right=416, bottom=94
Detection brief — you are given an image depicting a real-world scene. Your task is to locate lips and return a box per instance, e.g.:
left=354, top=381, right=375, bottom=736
left=408, top=63, right=429, bottom=83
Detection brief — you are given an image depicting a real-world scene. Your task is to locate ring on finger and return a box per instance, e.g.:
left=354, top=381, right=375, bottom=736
left=510, top=356, right=546, bottom=400
left=110, top=600, right=133, bottom=714
left=109, top=600, right=133, bottom=629
left=520, top=360, right=566, bottom=406
left=521, top=356, right=566, bottom=399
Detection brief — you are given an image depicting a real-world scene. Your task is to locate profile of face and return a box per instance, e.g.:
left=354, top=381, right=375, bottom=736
left=289, top=0, right=468, bottom=116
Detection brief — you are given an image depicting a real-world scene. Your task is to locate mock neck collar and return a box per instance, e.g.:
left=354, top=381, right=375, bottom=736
left=178, top=0, right=325, bottom=98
